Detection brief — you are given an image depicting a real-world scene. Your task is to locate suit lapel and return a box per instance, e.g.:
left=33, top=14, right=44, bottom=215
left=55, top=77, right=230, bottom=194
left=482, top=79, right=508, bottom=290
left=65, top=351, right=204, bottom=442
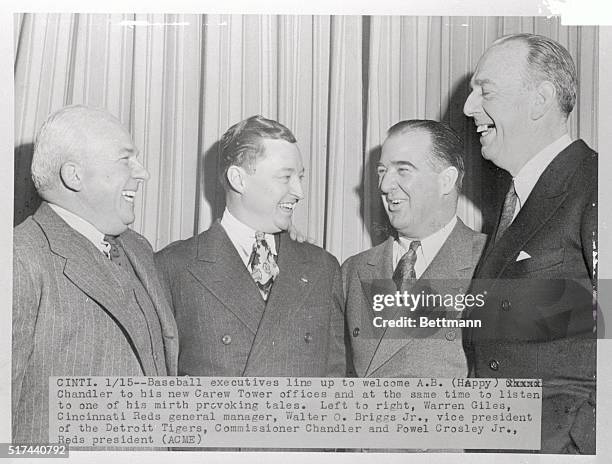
left=243, top=233, right=317, bottom=373
left=357, top=238, right=396, bottom=376
left=119, top=231, right=179, bottom=375
left=187, top=222, right=265, bottom=334
left=33, top=204, right=149, bottom=371
left=366, top=220, right=475, bottom=376
left=477, top=141, right=588, bottom=279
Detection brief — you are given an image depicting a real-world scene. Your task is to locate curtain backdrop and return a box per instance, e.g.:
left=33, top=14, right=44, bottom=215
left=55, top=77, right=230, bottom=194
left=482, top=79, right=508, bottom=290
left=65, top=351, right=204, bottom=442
left=14, top=14, right=599, bottom=263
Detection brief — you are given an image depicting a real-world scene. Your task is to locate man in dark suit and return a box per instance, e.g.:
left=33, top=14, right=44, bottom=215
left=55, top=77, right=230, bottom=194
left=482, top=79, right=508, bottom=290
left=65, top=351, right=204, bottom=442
left=463, top=33, right=596, bottom=454
left=156, top=115, right=345, bottom=377
left=343, top=120, right=486, bottom=379
left=12, top=105, right=179, bottom=444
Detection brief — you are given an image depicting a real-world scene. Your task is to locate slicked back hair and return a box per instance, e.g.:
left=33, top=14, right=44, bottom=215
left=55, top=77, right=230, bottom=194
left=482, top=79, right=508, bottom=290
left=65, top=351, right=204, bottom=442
left=386, top=119, right=465, bottom=191
left=219, top=115, right=297, bottom=190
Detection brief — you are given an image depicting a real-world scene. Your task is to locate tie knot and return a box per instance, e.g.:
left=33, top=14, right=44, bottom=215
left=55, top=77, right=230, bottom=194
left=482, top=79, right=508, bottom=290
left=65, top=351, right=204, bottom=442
left=103, top=234, right=122, bottom=260
left=104, top=234, right=118, bottom=245
left=408, top=240, right=421, bottom=252
left=507, top=181, right=517, bottom=198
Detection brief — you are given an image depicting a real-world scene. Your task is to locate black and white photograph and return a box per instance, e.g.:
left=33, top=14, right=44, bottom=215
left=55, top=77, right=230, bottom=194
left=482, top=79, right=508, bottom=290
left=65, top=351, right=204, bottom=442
left=3, top=1, right=612, bottom=463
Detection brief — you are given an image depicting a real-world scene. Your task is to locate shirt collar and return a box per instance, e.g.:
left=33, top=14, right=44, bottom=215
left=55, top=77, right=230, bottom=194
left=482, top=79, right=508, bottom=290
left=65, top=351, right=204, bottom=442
left=394, top=216, right=457, bottom=277
left=220, top=208, right=277, bottom=264
left=513, top=134, right=572, bottom=208
left=47, top=203, right=108, bottom=254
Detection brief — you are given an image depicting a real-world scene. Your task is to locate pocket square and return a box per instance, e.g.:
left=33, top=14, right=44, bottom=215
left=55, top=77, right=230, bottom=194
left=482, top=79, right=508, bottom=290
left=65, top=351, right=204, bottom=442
left=516, top=251, right=531, bottom=262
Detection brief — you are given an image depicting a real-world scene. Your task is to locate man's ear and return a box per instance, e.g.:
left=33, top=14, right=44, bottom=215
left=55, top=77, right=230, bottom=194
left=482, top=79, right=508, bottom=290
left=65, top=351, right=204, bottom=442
left=226, top=165, right=248, bottom=194
left=59, top=162, right=82, bottom=192
left=531, top=80, right=556, bottom=120
left=438, top=166, right=459, bottom=195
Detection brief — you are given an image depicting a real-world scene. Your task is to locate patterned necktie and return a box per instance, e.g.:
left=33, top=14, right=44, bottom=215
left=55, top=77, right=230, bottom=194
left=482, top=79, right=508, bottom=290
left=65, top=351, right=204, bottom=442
left=495, top=181, right=518, bottom=242
left=392, top=240, right=421, bottom=291
left=248, top=231, right=279, bottom=300
left=103, top=235, right=131, bottom=269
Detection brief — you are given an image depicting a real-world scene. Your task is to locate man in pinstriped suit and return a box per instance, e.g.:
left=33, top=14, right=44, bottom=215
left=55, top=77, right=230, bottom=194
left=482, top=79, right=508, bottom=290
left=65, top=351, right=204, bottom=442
left=12, top=106, right=178, bottom=444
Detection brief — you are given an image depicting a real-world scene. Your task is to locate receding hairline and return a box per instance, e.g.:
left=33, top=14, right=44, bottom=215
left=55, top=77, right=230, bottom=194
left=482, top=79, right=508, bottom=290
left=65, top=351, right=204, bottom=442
left=384, top=125, right=433, bottom=150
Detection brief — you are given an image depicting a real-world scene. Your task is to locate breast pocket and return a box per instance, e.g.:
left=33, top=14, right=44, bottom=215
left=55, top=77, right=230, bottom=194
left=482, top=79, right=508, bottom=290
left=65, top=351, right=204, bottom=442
left=513, top=247, right=565, bottom=275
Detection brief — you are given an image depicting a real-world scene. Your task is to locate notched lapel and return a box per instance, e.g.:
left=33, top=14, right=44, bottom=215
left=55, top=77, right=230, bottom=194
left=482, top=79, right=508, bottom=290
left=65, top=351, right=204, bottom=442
left=119, top=232, right=179, bottom=374
left=187, top=223, right=264, bottom=334
left=362, top=238, right=406, bottom=376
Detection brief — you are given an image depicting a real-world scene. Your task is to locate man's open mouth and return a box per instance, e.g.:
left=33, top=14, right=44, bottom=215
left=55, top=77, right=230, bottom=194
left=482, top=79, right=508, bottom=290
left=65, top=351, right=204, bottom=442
left=122, top=190, right=136, bottom=203
left=476, top=124, right=496, bottom=137
left=386, top=198, right=406, bottom=210
left=279, top=201, right=297, bottom=212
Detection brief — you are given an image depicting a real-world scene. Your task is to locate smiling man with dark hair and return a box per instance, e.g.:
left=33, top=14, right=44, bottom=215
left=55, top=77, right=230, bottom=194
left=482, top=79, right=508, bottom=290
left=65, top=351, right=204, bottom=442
left=156, top=115, right=345, bottom=378
left=343, top=119, right=486, bottom=383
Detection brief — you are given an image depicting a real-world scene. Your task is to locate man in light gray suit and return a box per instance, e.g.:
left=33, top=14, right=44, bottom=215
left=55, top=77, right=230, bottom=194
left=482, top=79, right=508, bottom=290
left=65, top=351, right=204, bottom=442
left=343, top=120, right=486, bottom=379
left=12, top=106, right=178, bottom=444
left=156, top=115, right=345, bottom=377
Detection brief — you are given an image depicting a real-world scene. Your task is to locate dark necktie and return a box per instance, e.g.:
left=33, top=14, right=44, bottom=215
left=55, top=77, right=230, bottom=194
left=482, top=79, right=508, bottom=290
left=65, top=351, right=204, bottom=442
left=495, top=181, right=518, bottom=242
left=248, top=231, right=279, bottom=301
left=392, top=240, right=421, bottom=291
left=103, top=235, right=132, bottom=269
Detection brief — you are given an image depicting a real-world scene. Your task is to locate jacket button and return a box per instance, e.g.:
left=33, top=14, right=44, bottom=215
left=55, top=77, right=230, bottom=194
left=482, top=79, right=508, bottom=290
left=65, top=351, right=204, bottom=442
left=221, top=334, right=232, bottom=345
left=445, top=330, right=456, bottom=341
left=353, top=327, right=360, bottom=337
left=489, top=359, right=499, bottom=371
left=501, top=300, right=511, bottom=311
left=304, top=333, right=313, bottom=343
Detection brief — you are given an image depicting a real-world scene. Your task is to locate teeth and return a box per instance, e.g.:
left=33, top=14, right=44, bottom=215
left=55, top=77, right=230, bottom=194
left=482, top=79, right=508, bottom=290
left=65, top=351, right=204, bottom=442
left=279, top=202, right=296, bottom=210
left=476, top=124, right=494, bottom=135
left=122, top=190, right=136, bottom=203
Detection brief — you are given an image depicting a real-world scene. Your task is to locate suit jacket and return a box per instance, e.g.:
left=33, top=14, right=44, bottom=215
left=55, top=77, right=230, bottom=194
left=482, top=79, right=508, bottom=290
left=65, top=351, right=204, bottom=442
left=465, top=140, right=597, bottom=454
left=155, top=221, right=345, bottom=377
left=12, top=203, right=179, bottom=444
left=343, top=219, right=486, bottom=378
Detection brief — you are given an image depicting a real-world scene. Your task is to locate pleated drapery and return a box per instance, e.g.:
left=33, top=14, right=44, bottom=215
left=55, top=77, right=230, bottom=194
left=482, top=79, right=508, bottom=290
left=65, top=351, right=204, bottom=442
left=14, top=14, right=599, bottom=263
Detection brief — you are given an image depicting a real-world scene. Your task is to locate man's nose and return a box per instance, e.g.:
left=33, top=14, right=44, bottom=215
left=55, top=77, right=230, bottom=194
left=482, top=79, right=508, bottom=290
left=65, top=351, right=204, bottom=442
left=379, top=171, right=396, bottom=193
left=131, top=158, right=150, bottom=182
left=290, top=176, right=304, bottom=200
left=463, top=89, right=479, bottom=117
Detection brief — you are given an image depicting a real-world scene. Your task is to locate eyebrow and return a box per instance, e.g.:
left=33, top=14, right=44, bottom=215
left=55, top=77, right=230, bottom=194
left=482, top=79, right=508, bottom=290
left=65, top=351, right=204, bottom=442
left=119, top=147, right=137, bottom=156
left=277, top=167, right=305, bottom=175
left=377, top=160, right=417, bottom=169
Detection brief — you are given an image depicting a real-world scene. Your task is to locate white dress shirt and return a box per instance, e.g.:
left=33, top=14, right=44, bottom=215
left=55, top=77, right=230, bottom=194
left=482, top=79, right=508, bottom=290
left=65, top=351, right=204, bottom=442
left=220, top=208, right=277, bottom=268
left=48, top=203, right=109, bottom=255
left=511, top=133, right=572, bottom=220
left=393, top=216, right=457, bottom=279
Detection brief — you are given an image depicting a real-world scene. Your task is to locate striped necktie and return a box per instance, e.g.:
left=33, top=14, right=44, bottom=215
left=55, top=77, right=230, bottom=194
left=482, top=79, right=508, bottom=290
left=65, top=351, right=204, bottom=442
left=495, top=181, right=518, bottom=242
left=393, top=240, right=421, bottom=291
